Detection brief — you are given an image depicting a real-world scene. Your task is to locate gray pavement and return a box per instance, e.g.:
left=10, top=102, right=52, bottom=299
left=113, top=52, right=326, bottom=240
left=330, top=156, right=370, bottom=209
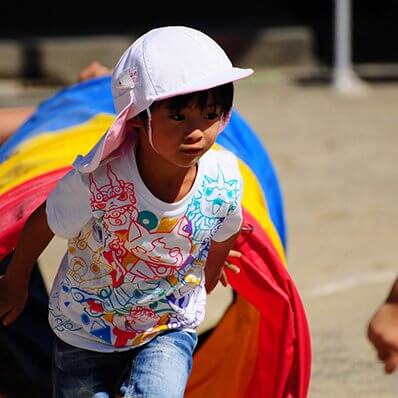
left=2, top=67, right=398, bottom=397
left=233, top=70, right=398, bottom=397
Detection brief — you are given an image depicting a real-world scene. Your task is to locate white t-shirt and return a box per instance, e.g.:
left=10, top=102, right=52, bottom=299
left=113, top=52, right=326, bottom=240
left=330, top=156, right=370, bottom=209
left=46, top=141, right=242, bottom=352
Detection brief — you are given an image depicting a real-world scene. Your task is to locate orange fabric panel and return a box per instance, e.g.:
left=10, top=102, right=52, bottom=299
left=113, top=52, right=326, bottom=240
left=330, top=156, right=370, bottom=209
left=186, top=296, right=260, bottom=398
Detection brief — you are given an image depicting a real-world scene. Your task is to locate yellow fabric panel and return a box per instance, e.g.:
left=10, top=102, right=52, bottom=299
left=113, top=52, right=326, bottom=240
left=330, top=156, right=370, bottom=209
left=0, top=114, right=113, bottom=194
left=186, top=296, right=259, bottom=397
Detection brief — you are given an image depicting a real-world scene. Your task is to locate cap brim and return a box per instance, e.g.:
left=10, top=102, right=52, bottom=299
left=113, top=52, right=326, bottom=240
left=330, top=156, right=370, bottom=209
left=152, top=67, right=254, bottom=102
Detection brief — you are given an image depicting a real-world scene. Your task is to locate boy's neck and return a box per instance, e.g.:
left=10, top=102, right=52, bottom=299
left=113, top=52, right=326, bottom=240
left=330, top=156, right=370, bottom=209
left=135, top=142, right=198, bottom=203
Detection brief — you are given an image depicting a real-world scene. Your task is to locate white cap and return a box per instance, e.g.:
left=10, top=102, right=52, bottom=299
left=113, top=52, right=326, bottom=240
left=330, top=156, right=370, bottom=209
left=73, top=26, right=253, bottom=173
left=112, top=26, right=253, bottom=118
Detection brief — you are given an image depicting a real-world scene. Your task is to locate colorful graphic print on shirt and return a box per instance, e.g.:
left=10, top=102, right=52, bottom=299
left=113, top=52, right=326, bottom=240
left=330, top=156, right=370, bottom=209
left=50, top=163, right=240, bottom=348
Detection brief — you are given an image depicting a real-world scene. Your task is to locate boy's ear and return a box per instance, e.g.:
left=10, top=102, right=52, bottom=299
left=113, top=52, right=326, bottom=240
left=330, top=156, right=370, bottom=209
left=127, top=116, right=142, bottom=129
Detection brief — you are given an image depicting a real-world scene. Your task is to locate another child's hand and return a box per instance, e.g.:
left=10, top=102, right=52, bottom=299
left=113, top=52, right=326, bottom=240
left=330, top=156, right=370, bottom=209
left=77, top=61, right=112, bottom=82
left=219, top=250, right=241, bottom=288
left=368, top=302, right=398, bottom=373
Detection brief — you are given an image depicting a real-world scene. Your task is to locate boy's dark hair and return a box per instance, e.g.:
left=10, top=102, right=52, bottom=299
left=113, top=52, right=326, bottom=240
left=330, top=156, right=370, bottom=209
left=138, top=82, right=234, bottom=122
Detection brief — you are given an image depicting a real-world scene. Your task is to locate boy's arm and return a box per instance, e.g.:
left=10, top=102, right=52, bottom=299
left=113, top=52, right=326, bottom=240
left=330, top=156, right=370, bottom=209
left=205, top=231, right=240, bottom=294
left=0, top=201, right=54, bottom=325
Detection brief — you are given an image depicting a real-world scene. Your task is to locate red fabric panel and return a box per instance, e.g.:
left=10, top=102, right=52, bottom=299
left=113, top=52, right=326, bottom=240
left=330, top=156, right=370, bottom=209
left=0, top=167, right=71, bottom=259
left=225, top=209, right=311, bottom=398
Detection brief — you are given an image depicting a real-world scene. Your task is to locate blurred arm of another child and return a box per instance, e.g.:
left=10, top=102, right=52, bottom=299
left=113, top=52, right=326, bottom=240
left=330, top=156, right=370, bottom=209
left=368, top=276, right=398, bottom=374
left=0, top=61, right=112, bottom=144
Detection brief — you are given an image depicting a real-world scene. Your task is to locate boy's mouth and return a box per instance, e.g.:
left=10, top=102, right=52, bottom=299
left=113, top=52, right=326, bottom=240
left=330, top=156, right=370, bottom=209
left=180, top=146, right=203, bottom=155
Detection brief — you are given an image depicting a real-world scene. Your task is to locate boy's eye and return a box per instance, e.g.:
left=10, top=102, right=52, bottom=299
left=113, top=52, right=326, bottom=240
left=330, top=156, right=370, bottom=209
left=169, top=114, right=185, bottom=121
left=204, top=112, right=220, bottom=120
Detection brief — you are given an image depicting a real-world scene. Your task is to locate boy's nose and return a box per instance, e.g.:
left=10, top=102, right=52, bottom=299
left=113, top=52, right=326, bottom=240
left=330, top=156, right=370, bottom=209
left=184, top=128, right=204, bottom=143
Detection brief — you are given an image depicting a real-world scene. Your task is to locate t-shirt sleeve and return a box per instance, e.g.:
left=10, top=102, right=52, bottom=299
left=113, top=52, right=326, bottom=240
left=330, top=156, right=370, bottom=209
left=46, top=169, right=92, bottom=239
left=211, top=153, right=243, bottom=242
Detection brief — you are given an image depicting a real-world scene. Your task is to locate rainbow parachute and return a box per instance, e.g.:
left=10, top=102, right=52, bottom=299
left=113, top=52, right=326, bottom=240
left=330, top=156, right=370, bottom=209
left=0, top=76, right=311, bottom=397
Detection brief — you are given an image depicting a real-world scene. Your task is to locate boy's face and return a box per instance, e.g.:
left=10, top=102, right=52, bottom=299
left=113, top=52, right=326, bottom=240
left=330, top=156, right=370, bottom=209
left=133, top=98, right=223, bottom=168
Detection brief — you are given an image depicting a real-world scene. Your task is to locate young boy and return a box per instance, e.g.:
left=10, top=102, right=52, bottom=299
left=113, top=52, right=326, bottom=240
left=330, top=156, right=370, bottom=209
left=0, top=26, right=253, bottom=397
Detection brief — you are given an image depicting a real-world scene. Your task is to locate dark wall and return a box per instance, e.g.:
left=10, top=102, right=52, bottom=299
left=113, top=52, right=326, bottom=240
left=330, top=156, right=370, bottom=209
left=1, top=2, right=296, bottom=37
left=2, top=1, right=398, bottom=64
left=291, top=1, right=398, bottom=64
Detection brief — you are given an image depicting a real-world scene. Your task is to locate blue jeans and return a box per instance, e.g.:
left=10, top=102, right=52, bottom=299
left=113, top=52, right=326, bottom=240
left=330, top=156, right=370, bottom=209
left=52, top=330, right=198, bottom=398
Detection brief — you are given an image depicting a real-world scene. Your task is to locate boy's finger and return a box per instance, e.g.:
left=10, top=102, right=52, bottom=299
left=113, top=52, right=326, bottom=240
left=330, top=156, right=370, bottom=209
left=0, top=302, right=11, bottom=321
left=224, top=261, right=240, bottom=274
left=3, top=307, right=21, bottom=326
left=220, top=271, right=228, bottom=287
left=228, top=250, right=241, bottom=258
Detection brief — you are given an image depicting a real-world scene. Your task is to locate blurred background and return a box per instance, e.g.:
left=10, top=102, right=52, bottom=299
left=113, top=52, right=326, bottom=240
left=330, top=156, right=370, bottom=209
left=1, top=1, right=398, bottom=396
left=1, top=1, right=398, bottom=85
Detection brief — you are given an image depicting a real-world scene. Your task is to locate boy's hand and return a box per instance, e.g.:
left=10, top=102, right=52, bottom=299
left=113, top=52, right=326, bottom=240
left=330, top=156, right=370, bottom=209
left=0, top=274, right=29, bottom=326
left=368, top=302, right=398, bottom=374
left=206, top=249, right=241, bottom=293
left=0, top=202, right=53, bottom=326
left=219, top=249, right=241, bottom=287
left=205, top=233, right=240, bottom=294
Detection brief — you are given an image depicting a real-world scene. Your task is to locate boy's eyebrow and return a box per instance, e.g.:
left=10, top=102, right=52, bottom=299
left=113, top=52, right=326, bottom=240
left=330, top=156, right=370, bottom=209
left=165, top=102, right=217, bottom=111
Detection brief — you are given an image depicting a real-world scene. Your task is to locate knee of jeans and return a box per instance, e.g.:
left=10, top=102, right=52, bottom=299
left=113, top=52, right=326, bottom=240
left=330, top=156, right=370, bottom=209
left=92, top=393, right=110, bottom=398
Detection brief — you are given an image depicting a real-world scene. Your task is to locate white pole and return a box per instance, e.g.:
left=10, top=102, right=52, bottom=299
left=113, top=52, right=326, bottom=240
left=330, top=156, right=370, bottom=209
left=333, top=0, right=365, bottom=93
